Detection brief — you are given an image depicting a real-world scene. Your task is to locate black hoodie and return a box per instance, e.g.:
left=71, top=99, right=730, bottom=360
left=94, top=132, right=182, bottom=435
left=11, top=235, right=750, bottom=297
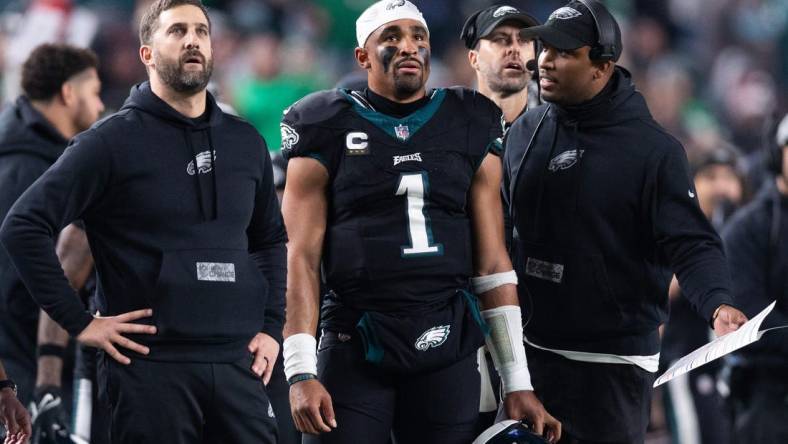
left=0, top=82, right=287, bottom=362
left=0, top=96, right=69, bottom=369
left=503, top=68, right=733, bottom=356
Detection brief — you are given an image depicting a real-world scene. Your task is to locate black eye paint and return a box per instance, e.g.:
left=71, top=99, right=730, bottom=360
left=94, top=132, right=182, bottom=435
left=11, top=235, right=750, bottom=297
left=379, top=46, right=398, bottom=73
left=418, top=47, right=430, bottom=68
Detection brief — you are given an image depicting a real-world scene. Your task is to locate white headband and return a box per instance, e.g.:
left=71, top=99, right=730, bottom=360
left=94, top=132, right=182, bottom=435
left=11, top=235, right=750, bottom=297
left=355, top=0, right=429, bottom=48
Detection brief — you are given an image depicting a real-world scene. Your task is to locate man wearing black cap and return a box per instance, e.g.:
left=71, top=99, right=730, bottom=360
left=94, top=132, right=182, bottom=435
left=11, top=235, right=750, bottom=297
left=502, top=1, right=747, bottom=442
left=462, top=5, right=540, bottom=128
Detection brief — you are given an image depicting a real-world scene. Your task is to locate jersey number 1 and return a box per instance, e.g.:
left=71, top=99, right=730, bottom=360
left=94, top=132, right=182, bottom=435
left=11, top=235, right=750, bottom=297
left=396, top=172, right=443, bottom=257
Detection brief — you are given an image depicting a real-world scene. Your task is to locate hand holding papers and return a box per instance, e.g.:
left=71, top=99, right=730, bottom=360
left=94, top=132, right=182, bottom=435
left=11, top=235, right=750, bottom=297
left=655, top=301, right=781, bottom=387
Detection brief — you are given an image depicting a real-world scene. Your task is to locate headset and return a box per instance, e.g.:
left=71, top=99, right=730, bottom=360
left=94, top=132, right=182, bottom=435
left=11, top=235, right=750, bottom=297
left=576, top=0, right=619, bottom=61
left=460, top=9, right=483, bottom=49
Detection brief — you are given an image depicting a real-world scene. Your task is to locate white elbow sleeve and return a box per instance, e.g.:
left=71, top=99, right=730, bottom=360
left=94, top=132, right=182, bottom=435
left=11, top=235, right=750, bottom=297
left=481, top=305, right=533, bottom=393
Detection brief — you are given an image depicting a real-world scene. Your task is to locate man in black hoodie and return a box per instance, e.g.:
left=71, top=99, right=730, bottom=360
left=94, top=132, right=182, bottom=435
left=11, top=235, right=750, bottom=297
left=721, top=114, right=788, bottom=443
left=505, top=1, right=747, bottom=442
left=0, top=1, right=286, bottom=443
left=0, top=43, right=103, bottom=434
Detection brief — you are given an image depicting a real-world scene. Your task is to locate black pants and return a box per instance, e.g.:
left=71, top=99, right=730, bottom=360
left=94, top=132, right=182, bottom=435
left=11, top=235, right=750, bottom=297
left=526, top=345, right=654, bottom=444
left=268, top=350, right=301, bottom=444
left=730, top=376, right=788, bottom=444
left=101, top=354, right=277, bottom=444
left=303, top=332, right=480, bottom=444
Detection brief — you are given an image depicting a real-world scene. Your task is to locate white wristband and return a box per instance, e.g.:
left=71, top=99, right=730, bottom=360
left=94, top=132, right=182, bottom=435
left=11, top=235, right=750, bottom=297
left=471, top=270, right=518, bottom=294
left=283, top=333, right=318, bottom=380
left=481, top=305, right=533, bottom=393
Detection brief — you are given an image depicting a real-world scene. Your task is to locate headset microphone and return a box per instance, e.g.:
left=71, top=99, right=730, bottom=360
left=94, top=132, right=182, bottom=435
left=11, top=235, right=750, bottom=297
left=525, top=59, right=537, bottom=72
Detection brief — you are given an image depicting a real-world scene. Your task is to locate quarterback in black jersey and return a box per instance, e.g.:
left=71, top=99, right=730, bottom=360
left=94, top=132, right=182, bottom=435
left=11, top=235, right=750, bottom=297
left=280, top=1, right=560, bottom=443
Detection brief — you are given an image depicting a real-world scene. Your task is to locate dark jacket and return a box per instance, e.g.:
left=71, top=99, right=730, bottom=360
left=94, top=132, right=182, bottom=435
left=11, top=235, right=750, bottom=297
left=722, top=182, right=788, bottom=368
left=503, top=68, right=733, bottom=356
left=0, top=96, right=68, bottom=369
left=0, top=82, right=287, bottom=362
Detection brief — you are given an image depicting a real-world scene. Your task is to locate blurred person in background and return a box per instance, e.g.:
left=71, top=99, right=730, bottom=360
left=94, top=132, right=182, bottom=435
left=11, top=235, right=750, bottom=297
left=462, top=5, right=540, bottom=129
left=2, top=0, right=99, bottom=104
left=0, top=359, right=31, bottom=444
left=721, top=113, right=788, bottom=444
left=281, top=0, right=560, bottom=442
left=660, top=146, right=745, bottom=444
left=0, top=0, right=287, bottom=442
left=0, top=43, right=103, bottom=443
left=233, top=33, right=325, bottom=153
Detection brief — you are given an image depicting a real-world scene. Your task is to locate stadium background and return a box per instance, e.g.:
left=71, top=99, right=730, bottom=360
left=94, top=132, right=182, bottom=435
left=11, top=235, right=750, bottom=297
left=0, top=0, right=785, bottom=175
left=0, top=0, right=785, bottom=442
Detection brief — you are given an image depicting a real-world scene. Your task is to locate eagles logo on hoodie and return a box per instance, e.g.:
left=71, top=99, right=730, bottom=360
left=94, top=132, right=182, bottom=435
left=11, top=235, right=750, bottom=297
left=547, top=149, right=584, bottom=172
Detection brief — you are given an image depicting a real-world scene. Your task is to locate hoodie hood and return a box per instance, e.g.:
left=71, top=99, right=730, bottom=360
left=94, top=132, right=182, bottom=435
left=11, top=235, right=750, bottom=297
left=0, top=96, right=68, bottom=161
left=120, top=81, right=224, bottom=129
left=551, top=66, right=650, bottom=129
left=121, top=81, right=225, bottom=221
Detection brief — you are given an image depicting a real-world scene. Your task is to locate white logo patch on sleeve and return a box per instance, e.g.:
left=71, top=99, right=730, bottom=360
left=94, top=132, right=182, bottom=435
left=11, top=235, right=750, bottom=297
left=280, top=123, right=300, bottom=151
left=415, top=325, right=451, bottom=351
left=196, top=262, right=236, bottom=282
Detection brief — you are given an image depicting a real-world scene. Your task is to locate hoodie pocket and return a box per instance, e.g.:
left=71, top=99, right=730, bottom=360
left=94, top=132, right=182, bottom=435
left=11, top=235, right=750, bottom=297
left=517, top=241, right=623, bottom=336
left=151, top=249, right=268, bottom=341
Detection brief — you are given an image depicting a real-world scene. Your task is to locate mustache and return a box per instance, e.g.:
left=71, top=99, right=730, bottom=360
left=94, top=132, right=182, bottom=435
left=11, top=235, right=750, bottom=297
left=395, top=57, right=424, bottom=68
left=180, top=50, right=205, bottom=64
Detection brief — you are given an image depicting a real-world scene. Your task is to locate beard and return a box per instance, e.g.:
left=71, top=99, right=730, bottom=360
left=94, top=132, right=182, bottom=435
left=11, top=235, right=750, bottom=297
left=154, top=49, right=213, bottom=94
left=391, top=56, right=430, bottom=99
left=392, top=71, right=425, bottom=99
left=485, top=65, right=527, bottom=96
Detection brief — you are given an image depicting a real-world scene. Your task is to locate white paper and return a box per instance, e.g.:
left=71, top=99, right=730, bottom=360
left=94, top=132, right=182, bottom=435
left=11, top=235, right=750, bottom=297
left=654, top=301, right=777, bottom=387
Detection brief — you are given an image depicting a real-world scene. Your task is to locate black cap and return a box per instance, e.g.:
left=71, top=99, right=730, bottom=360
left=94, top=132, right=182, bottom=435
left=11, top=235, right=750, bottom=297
left=461, top=5, right=540, bottom=49
left=520, top=1, right=622, bottom=61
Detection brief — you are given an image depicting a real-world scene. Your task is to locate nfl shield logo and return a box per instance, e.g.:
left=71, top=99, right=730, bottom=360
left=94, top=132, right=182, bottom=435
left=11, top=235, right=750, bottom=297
left=394, top=124, right=410, bottom=141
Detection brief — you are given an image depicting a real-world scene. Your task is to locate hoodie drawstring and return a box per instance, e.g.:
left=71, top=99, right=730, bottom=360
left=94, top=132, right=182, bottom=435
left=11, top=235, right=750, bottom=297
left=184, top=131, right=208, bottom=222
left=207, top=128, right=218, bottom=220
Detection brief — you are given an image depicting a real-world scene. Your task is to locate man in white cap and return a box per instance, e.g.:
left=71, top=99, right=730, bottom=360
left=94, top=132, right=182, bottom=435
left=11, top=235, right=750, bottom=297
left=280, top=1, right=560, bottom=443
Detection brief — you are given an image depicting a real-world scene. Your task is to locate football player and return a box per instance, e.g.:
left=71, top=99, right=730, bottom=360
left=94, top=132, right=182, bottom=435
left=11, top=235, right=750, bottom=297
left=280, top=1, right=560, bottom=443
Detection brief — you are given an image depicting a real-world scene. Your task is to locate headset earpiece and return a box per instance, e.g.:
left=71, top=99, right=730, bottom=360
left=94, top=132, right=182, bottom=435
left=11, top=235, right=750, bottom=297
left=577, top=0, right=618, bottom=62
left=460, top=10, right=482, bottom=49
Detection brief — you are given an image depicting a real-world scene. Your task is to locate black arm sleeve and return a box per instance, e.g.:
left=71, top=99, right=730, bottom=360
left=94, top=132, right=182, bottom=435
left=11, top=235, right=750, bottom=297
left=0, top=131, right=110, bottom=336
left=651, top=142, right=734, bottom=323
left=247, top=141, right=288, bottom=345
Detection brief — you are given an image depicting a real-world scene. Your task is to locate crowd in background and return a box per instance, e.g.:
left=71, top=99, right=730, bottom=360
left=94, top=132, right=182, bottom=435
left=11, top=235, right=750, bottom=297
left=0, top=0, right=785, bottom=165
left=0, top=0, right=785, bottom=443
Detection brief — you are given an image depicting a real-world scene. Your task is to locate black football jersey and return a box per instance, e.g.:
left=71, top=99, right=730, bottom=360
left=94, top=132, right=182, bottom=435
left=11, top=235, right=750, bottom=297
left=282, top=87, right=502, bottom=316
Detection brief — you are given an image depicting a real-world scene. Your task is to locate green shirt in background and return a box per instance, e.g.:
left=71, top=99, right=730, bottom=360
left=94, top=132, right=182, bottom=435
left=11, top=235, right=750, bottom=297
left=234, top=74, right=323, bottom=152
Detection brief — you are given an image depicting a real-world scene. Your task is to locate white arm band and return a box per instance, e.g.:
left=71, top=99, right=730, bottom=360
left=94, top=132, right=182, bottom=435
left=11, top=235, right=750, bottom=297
left=283, top=333, right=318, bottom=380
left=481, top=305, right=533, bottom=393
left=471, top=270, right=518, bottom=294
